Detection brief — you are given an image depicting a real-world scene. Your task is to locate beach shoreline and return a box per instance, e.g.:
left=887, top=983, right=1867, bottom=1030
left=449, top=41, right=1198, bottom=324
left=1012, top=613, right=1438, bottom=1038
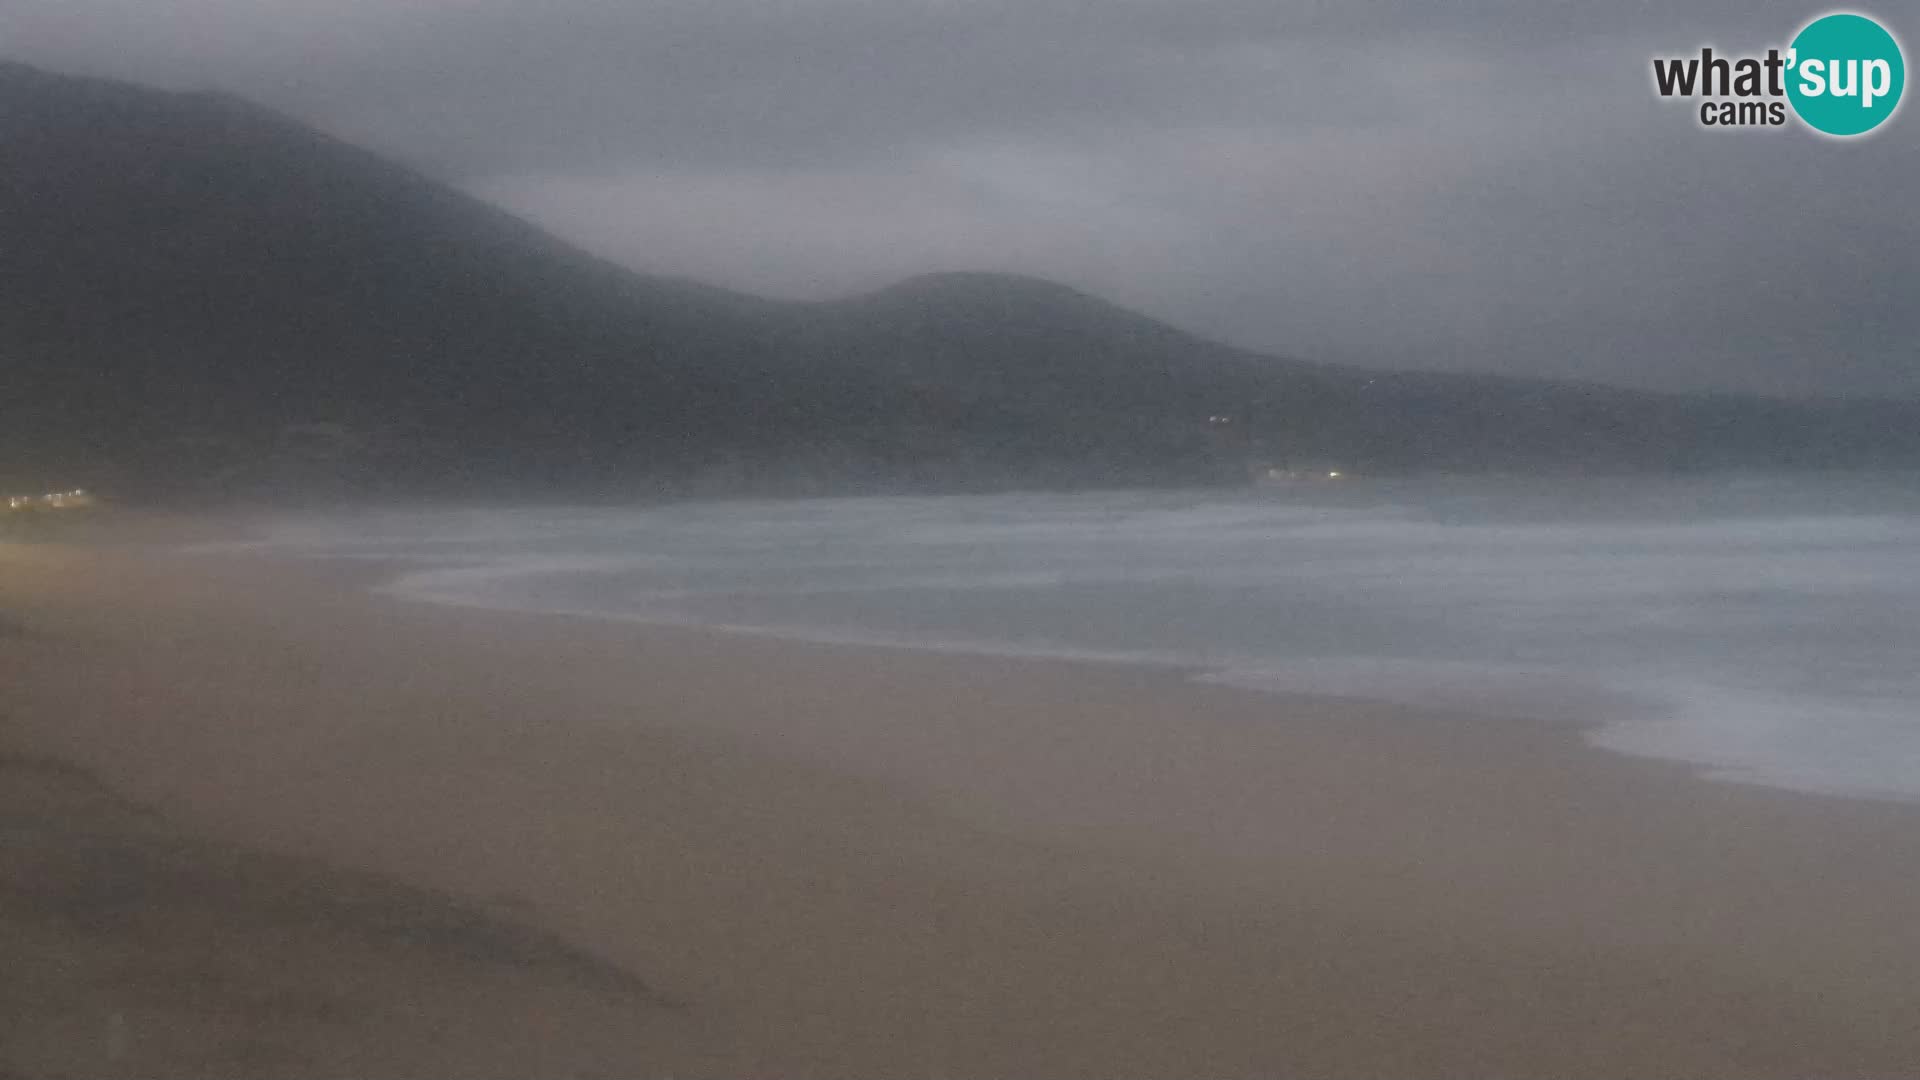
left=7, top=521, right=1920, bottom=1077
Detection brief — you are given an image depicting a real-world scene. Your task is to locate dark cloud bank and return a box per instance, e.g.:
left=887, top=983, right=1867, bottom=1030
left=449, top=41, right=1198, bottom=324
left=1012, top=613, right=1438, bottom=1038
left=4, top=0, right=1914, bottom=397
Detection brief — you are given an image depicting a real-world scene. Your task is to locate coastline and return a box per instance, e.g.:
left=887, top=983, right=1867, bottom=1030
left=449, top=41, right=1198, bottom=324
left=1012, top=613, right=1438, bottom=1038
left=7, top=524, right=1920, bottom=1076
left=268, top=488, right=1920, bottom=807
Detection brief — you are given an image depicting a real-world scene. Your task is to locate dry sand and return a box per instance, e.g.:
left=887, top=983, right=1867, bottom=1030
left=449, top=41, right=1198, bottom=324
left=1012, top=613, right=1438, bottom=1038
left=5, top=519, right=1920, bottom=1077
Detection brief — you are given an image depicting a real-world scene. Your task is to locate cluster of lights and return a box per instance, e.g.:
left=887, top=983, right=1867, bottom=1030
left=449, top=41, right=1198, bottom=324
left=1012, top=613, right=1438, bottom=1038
left=5, top=489, right=94, bottom=511
left=1263, top=467, right=1349, bottom=483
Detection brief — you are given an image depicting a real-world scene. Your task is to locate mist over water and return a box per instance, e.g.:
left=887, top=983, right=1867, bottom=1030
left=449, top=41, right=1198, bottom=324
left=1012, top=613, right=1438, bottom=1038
left=253, top=473, right=1920, bottom=802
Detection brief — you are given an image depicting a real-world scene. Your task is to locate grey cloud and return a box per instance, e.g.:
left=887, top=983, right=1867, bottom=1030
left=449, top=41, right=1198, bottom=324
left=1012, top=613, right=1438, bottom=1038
left=3, top=0, right=1915, bottom=395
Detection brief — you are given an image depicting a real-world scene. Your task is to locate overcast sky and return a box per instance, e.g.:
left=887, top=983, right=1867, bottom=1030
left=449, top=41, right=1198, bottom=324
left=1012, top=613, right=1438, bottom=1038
left=4, top=0, right=1914, bottom=396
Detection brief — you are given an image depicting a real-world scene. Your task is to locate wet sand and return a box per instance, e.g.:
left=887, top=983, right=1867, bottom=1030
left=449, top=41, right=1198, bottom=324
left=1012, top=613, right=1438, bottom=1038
left=5, top=524, right=1920, bottom=1077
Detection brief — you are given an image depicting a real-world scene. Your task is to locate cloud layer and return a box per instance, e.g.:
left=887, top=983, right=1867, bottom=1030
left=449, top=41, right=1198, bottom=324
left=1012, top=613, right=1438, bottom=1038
left=6, top=0, right=1915, bottom=395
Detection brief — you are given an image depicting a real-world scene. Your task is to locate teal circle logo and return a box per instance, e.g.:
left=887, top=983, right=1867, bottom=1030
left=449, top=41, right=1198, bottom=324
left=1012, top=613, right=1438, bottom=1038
left=1786, top=13, right=1905, bottom=136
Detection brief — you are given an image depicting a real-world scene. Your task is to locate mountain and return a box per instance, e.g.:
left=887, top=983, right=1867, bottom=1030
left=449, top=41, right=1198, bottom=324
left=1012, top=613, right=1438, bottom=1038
left=3, top=61, right=1916, bottom=499
left=0, top=61, right=801, bottom=495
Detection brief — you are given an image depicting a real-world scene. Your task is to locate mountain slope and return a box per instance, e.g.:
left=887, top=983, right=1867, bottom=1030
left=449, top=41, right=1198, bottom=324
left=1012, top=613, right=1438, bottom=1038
left=0, top=62, right=805, bottom=492
left=3, top=62, right=1916, bottom=498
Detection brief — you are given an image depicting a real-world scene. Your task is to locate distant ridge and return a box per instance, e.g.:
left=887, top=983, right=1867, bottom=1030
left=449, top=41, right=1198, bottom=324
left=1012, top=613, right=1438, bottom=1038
left=3, top=61, right=1917, bottom=499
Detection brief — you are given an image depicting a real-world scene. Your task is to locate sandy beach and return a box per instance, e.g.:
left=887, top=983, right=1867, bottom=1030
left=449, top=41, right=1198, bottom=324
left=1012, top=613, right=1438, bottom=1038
left=7, top=520, right=1920, bottom=1078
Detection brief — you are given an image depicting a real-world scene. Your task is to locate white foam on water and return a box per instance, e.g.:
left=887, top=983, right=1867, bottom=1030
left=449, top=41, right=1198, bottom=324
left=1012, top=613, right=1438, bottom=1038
left=224, top=476, right=1920, bottom=803
left=1589, top=679, right=1920, bottom=802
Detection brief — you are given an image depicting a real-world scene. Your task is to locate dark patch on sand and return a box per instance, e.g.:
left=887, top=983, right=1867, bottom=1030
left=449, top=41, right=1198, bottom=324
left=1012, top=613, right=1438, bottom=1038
left=0, top=742, right=680, bottom=1078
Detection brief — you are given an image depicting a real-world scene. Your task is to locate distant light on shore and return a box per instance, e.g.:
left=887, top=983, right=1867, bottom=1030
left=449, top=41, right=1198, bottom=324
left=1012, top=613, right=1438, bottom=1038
left=1259, top=467, right=1352, bottom=484
left=5, top=489, right=96, bottom=511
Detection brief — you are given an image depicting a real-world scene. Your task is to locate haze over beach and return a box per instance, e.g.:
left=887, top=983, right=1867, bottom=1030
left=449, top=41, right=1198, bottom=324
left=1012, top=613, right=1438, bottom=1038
left=4, top=0, right=1920, bottom=1076
left=253, top=474, right=1920, bottom=803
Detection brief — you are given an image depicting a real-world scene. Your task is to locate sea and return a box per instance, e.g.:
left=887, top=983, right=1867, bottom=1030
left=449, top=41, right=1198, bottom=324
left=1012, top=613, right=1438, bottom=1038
left=239, top=472, right=1920, bottom=803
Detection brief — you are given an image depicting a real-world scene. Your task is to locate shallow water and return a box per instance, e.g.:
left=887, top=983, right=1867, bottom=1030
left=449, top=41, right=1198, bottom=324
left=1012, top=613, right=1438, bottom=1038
left=248, top=473, right=1920, bottom=802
